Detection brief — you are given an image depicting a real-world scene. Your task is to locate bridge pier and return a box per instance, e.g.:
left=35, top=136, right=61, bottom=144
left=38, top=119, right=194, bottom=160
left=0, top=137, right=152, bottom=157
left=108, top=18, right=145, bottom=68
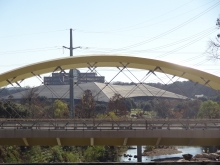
left=137, top=145, right=142, bottom=162
left=205, top=146, right=218, bottom=153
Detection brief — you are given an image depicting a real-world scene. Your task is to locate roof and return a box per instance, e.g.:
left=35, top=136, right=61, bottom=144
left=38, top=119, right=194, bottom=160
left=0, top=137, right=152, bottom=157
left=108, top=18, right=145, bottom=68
left=2, top=82, right=187, bottom=102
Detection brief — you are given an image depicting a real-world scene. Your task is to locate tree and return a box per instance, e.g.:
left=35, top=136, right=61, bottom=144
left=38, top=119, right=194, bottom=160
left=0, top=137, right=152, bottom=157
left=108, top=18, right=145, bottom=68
left=207, top=16, right=220, bottom=60
left=75, top=90, right=96, bottom=118
left=95, top=103, right=107, bottom=115
left=182, top=99, right=201, bottom=119
left=83, top=146, right=106, bottom=162
left=53, top=100, right=69, bottom=118
left=108, top=93, right=128, bottom=117
left=0, top=100, right=29, bottom=118
left=154, top=99, right=171, bottom=118
left=197, top=100, right=220, bottom=119
left=21, top=88, right=39, bottom=118
left=143, top=102, right=152, bottom=111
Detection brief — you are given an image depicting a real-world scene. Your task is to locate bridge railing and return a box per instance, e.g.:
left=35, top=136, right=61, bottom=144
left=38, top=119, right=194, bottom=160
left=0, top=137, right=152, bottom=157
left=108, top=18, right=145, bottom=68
left=0, top=119, right=220, bottom=130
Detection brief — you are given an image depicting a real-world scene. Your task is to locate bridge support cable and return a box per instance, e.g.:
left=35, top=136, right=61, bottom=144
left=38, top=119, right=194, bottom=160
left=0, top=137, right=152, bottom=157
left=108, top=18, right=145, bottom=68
left=6, top=79, right=15, bottom=86
left=151, top=67, right=187, bottom=99
left=47, top=67, right=71, bottom=99
left=31, top=71, right=61, bottom=99
left=155, top=68, right=187, bottom=99
left=114, top=66, right=156, bottom=110
left=124, top=80, right=151, bottom=98
left=53, top=66, right=68, bottom=74
left=116, top=67, right=157, bottom=111
left=200, top=77, right=220, bottom=98
left=145, top=68, right=175, bottom=98
left=87, top=63, right=120, bottom=95
left=0, top=82, right=29, bottom=119
left=118, top=66, right=151, bottom=98
left=94, top=70, right=124, bottom=100
left=30, top=70, right=65, bottom=114
left=30, top=69, right=84, bottom=120
left=15, top=71, right=63, bottom=121
left=58, top=62, right=101, bottom=101
left=121, top=63, right=155, bottom=97
left=22, top=138, right=29, bottom=146
left=1, top=86, right=26, bottom=119
left=1, top=80, right=28, bottom=119
left=94, top=63, right=129, bottom=98
left=189, top=79, right=212, bottom=99
left=56, top=138, right=61, bottom=146
left=118, top=65, right=185, bottom=114
left=87, top=63, right=121, bottom=96
left=17, top=85, right=55, bottom=121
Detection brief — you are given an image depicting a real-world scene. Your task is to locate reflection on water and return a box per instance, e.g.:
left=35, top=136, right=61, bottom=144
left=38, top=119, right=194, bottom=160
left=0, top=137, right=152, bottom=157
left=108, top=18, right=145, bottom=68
left=118, top=146, right=203, bottom=162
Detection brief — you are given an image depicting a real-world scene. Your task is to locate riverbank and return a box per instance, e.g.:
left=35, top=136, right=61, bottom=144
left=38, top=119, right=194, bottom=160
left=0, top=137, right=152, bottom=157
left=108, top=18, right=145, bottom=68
left=142, top=147, right=182, bottom=156
left=118, top=146, right=203, bottom=162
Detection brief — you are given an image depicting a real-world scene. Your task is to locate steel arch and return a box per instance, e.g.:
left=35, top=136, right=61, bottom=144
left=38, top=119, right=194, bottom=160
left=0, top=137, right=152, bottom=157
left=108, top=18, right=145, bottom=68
left=0, top=55, right=220, bottom=90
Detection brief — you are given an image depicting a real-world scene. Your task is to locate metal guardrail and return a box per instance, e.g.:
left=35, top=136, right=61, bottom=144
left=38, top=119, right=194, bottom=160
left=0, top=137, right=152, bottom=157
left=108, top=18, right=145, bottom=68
left=0, top=119, right=219, bottom=130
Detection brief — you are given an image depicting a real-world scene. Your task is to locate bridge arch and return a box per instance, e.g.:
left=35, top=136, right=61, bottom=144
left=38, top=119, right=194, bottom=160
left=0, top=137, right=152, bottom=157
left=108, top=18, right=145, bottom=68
left=0, top=55, right=220, bottom=90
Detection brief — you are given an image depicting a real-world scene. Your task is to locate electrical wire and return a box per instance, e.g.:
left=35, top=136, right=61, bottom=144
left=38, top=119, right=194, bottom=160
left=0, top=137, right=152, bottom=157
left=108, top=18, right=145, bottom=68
left=0, top=29, right=67, bottom=39
left=99, top=1, right=220, bottom=52
left=109, top=0, right=216, bottom=33
left=155, top=28, right=217, bottom=59
left=82, top=26, right=216, bottom=54
left=0, top=46, right=62, bottom=56
left=75, top=0, right=215, bottom=34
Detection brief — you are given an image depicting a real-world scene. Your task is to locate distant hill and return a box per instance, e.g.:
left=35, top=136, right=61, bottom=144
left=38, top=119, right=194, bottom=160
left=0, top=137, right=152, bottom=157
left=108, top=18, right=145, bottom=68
left=113, top=81, right=219, bottom=99
left=147, top=81, right=218, bottom=98
left=0, top=87, right=27, bottom=98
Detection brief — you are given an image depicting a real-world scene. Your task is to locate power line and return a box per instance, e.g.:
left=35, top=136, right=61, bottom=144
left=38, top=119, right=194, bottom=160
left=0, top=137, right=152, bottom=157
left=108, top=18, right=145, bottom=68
left=155, top=28, right=217, bottom=59
left=75, top=0, right=215, bottom=34
left=104, top=0, right=196, bottom=32
left=101, top=1, right=220, bottom=52
left=0, top=46, right=62, bottom=56
left=83, top=26, right=215, bottom=54
left=0, top=29, right=67, bottom=39
left=109, top=0, right=216, bottom=33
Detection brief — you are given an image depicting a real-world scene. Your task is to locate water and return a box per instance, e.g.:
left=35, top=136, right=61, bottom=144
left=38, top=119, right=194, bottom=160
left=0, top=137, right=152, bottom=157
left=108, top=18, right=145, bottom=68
left=118, top=146, right=203, bottom=162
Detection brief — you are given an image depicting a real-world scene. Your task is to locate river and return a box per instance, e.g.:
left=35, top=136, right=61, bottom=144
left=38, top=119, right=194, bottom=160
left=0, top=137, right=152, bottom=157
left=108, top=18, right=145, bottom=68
left=118, top=146, right=203, bottom=162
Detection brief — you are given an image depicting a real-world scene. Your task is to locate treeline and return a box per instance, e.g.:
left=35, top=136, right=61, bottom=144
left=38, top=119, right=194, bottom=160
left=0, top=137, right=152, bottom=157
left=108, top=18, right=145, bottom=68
left=0, top=145, right=117, bottom=163
left=0, top=88, right=219, bottom=120
left=136, top=98, right=201, bottom=119
left=0, top=87, right=27, bottom=98
left=147, top=81, right=218, bottom=98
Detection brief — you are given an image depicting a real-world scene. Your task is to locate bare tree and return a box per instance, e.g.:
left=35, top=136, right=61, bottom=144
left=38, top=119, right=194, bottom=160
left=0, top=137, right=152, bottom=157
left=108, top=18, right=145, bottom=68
left=75, top=90, right=96, bottom=118
left=207, top=17, right=220, bottom=60
left=108, top=93, right=128, bottom=117
left=21, top=88, right=39, bottom=118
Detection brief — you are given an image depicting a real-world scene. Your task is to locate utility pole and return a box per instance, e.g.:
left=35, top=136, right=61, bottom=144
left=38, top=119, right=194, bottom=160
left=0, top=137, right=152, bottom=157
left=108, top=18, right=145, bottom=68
left=63, top=29, right=81, bottom=118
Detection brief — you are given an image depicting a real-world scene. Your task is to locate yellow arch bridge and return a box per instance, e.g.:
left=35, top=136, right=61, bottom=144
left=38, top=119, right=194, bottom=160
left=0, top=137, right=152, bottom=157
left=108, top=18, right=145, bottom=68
left=0, top=55, right=220, bottom=146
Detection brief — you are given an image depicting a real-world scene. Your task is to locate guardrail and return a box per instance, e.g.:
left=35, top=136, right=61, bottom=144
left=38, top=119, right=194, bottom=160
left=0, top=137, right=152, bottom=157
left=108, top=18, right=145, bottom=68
left=0, top=119, right=219, bottom=130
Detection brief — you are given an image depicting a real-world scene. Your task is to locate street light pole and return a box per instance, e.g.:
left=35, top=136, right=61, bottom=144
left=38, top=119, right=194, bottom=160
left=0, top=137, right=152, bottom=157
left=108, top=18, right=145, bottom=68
left=63, top=29, right=81, bottom=118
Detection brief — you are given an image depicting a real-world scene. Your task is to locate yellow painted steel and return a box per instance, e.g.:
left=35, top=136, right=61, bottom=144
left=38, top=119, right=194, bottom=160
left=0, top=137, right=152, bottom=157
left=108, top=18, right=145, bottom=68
left=0, top=55, right=220, bottom=90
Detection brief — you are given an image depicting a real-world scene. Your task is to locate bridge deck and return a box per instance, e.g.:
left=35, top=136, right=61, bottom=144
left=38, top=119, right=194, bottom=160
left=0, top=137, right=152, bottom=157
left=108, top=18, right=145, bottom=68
left=0, top=119, right=219, bottom=146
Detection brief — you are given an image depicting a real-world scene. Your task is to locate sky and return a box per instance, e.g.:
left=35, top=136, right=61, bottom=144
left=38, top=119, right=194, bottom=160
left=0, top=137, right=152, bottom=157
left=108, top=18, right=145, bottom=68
left=0, top=0, right=220, bottom=87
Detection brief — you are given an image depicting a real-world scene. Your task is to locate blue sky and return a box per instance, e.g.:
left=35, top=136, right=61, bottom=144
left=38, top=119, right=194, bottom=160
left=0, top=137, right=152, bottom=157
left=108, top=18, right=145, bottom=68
left=0, top=0, right=220, bottom=86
